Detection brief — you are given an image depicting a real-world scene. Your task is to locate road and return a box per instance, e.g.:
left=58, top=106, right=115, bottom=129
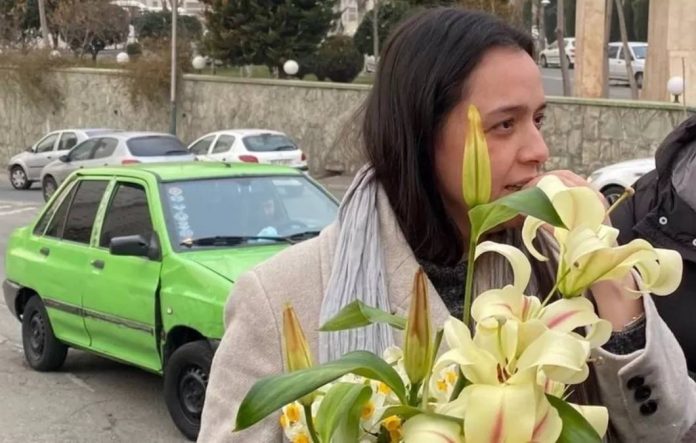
left=540, top=67, right=633, bottom=100
left=0, top=174, right=354, bottom=442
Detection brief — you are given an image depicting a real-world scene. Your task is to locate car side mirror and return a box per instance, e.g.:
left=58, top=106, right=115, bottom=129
left=26, top=146, right=34, bottom=153
left=109, top=233, right=161, bottom=260
left=59, top=155, right=70, bottom=163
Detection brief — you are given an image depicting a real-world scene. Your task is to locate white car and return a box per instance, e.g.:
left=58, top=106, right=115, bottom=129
left=587, top=157, right=656, bottom=203
left=7, top=128, right=118, bottom=190
left=539, top=38, right=575, bottom=68
left=187, top=129, right=307, bottom=170
left=608, top=42, right=647, bottom=88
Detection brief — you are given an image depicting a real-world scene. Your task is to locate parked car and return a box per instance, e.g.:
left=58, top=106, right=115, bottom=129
left=7, top=128, right=118, bottom=190
left=587, top=157, right=655, bottom=203
left=187, top=129, right=307, bottom=170
left=3, top=161, right=339, bottom=440
left=539, top=37, right=575, bottom=68
left=608, top=41, right=647, bottom=88
left=40, top=131, right=195, bottom=201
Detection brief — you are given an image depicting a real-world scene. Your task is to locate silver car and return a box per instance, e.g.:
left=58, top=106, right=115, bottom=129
left=40, top=131, right=195, bottom=201
left=7, top=128, right=118, bottom=190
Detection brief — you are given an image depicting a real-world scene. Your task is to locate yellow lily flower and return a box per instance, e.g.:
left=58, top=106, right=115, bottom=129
left=522, top=176, right=683, bottom=297
left=403, top=268, right=433, bottom=386
left=402, top=414, right=465, bottom=443
left=462, top=104, right=492, bottom=208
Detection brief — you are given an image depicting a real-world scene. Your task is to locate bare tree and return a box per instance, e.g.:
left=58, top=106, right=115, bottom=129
left=556, top=0, right=571, bottom=96
left=37, top=0, right=52, bottom=47
left=602, top=0, right=613, bottom=97
left=614, top=0, right=638, bottom=99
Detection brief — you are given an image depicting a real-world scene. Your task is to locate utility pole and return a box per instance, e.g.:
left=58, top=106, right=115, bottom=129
left=372, top=0, right=379, bottom=60
left=170, top=0, right=178, bottom=135
left=37, top=0, right=51, bottom=49
left=556, top=0, right=571, bottom=96
left=615, top=0, right=638, bottom=99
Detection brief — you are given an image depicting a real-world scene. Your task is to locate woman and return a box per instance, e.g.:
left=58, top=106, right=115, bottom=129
left=199, top=8, right=696, bottom=442
left=611, top=115, right=696, bottom=378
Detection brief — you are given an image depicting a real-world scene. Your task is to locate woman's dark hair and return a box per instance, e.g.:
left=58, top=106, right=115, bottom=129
left=362, top=7, right=534, bottom=265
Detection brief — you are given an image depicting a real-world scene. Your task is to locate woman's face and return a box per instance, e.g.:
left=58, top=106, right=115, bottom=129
left=434, top=46, right=549, bottom=222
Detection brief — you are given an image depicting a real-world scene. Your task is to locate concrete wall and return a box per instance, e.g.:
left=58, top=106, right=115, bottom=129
left=1, top=67, right=694, bottom=177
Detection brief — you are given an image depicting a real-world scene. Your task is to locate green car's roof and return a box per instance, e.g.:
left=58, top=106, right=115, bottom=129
left=74, top=161, right=304, bottom=182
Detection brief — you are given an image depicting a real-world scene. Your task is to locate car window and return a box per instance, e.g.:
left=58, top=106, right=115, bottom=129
left=632, top=45, right=647, bottom=59
left=242, top=134, right=297, bottom=152
left=93, top=138, right=118, bottom=159
left=58, top=132, right=78, bottom=151
left=548, top=42, right=557, bottom=50
left=608, top=45, right=619, bottom=58
left=126, top=136, right=188, bottom=157
left=70, top=139, right=99, bottom=161
left=189, top=136, right=214, bottom=155
left=212, top=135, right=235, bottom=154
left=36, top=134, right=58, bottom=153
left=62, top=180, right=109, bottom=244
left=44, top=185, right=77, bottom=238
left=39, top=184, right=76, bottom=237
left=100, top=182, right=153, bottom=248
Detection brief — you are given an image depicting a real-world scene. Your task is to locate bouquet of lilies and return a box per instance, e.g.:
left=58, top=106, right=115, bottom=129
left=233, top=106, right=682, bottom=443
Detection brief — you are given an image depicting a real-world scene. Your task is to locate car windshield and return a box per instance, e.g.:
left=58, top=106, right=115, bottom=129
left=632, top=45, right=647, bottom=59
left=161, top=175, right=338, bottom=249
left=126, top=136, right=189, bottom=156
left=84, top=129, right=123, bottom=137
left=242, top=134, right=298, bottom=152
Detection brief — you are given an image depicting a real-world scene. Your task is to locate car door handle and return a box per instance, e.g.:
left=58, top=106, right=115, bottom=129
left=91, top=259, right=105, bottom=270
left=39, top=247, right=50, bottom=256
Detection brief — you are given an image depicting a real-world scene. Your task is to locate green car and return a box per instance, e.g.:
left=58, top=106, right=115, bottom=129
left=2, top=161, right=338, bottom=440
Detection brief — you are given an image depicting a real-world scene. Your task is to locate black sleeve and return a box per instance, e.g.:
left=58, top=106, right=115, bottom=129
left=609, top=170, right=658, bottom=246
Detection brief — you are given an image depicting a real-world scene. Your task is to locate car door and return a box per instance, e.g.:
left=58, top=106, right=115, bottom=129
left=607, top=45, right=620, bottom=79
left=56, top=131, right=79, bottom=156
left=83, top=179, right=162, bottom=371
left=547, top=41, right=559, bottom=65
left=87, top=137, right=120, bottom=167
left=208, top=134, right=236, bottom=162
left=54, top=139, right=100, bottom=183
left=29, top=178, right=110, bottom=348
left=25, top=132, right=60, bottom=177
left=188, top=135, right=215, bottom=161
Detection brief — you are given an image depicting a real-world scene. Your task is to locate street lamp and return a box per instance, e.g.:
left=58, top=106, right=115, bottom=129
left=668, top=76, right=685, bottom=103
left=283, top=59, right=299, bottom=77
left=192, top=55, right=206, bottom=72
left=116, top=52, right=129, bottom=64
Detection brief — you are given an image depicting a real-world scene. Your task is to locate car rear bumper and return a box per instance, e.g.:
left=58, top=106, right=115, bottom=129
left=3, top=279, right=20, bottom=319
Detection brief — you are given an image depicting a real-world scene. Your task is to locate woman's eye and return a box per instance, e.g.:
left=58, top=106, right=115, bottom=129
left=494, top=119, right=515, bottom=131
left=534, top=114, right=546, bottom=128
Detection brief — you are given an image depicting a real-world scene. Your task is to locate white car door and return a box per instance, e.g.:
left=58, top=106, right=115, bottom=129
left=547, top=41, right=559, bottom=65
left=25, top=132, right=60, bottom=178
left=187, top=135, right=216, bottom=160
left=208, top=134, right=236, bottom=162
left=56, top=131, right=79, bottom=157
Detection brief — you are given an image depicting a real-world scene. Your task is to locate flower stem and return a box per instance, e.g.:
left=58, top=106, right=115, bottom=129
left=462, top=231, right=478, bottom=327
left=303, top=403, right=319, bottom=443
left=606, top=186, right=635, bottom=217
left=542, top=267, right=572, bottom=307
left=408, top=382, right=422, bottom=407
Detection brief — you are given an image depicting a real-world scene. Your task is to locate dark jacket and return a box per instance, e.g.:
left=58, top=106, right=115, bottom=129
left=611, top=115, right=696, bottom=374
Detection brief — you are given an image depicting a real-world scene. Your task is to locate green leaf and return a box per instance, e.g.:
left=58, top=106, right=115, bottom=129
left=319, top=300, right=406, bottom=331
left=378, top=405, right=463, bottom=426
left=469, top=187, right=565, bottom=239
left=316, top=383, right=372, bottom=443
left=234, top=351, right=407, bottom=431
left=546, top=395, right=602, bottom=443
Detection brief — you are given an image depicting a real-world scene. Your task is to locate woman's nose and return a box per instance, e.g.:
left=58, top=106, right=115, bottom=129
left=519, top=125, right=550, bottom=165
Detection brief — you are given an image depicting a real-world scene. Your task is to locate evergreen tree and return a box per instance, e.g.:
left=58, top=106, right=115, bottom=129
left=200, top=0, right=339, bottom=76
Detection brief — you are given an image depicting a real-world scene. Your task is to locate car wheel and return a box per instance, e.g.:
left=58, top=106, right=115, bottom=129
left=10, top=166, right=31, bottom=190
left=540, top=55, right=548, bottom=68
left=21, top=296, right=68, bottom=371
left=601, top=185, right=626, bottom=205
left=42, top=176, right=58, bottom=202
left=164, top=340, right=213, bottom=441
left=635, top=72, right=643, bottom=89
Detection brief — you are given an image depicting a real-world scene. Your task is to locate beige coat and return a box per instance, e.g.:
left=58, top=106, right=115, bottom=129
left=198, top=186, right=696, bottom=443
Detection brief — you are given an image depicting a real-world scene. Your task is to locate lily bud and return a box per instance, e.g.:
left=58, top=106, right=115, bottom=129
left=403, top=268, right=433, bottom=386
left=403, top=414, right=464, bottom=443
left=462, top=104, right=492, bottom=208
left=282, top=303, right=313, bottom=372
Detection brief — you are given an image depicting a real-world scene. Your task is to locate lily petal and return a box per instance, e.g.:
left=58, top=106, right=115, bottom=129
left=569, top=403, right=609, bottom=438
left=522, top=217, right=549, bottom=262
left=516, top=329, right=590, bottom=385
left=633, top=248, right=683, bottom=296
left=536, top=176, right=606, bottom=231
left=476, top=241, right=532, bottom=293
left=539, top=297, right=612, bottom=348
left=435, top=317, right=499, bottom=385
left=402, top=414, right=464, bottom=443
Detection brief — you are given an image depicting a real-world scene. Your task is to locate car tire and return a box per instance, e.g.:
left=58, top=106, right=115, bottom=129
left=540, top=55, right=548, bottom=68
left=42, top=176, right=58, bottom=202
left=10, top=165, right=31, bottom=190
left=21, top=296, right=68, bottom=371
left=601, top=185, right=626, bottom=205
left=635, top=72, right=643, bottom=89
left=164, top=340, right=214, bottom=441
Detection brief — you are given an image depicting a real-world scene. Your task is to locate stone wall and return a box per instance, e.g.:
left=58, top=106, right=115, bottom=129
left=1, top=67, right=694, bottom=177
